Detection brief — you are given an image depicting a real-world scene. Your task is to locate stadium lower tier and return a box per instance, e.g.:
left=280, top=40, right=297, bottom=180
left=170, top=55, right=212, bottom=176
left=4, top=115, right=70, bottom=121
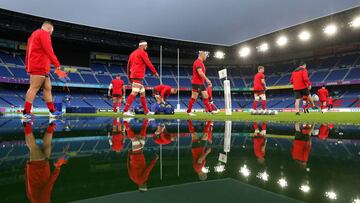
left=0, top=84, right=359, bottom=111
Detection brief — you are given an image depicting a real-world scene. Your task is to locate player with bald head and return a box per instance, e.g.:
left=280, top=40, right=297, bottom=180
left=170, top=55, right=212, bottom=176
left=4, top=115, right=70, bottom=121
left=187, top=51, right=217, bottom=116
left=22, top=21, right=64, bottom=120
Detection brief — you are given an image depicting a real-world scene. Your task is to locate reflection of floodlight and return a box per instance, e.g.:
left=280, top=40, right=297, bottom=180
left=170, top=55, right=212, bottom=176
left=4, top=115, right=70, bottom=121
left=214, top=164, right=226, bottom=173
left=214, top=51, right=225, bottom=59
left=276, top=36, right=288, bottom=46
left=257, top=43, right=269, bottom=52
left=299, top=184, right=311, bottom=193
left=239, top=164, right=251, bottom=177
left=277, top=178, right=288, bottom=188
left=350, top=16, right=360, bottom=28
left=325, top=191, right=337, bottom=200
left=324, top=24, right=337, bottom=36
left=239, top=47, right=251, bottom=58
left=201, top=166, right=210, bottom=174
left=256, top=171, right=269, bottom=181
left=298, top=31, right=311, bottom=41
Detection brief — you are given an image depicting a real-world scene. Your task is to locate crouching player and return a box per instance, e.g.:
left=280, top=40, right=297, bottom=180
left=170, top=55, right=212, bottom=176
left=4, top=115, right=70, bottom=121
left=153, top=84, right=177, bottom=105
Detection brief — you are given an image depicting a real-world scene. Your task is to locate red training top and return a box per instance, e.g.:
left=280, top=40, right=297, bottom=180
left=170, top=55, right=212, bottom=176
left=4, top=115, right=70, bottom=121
left=191, top=58, right=206, bottom=85
left=291, top=140, right=311, bottom=162
left=290, top=66, right=311, bottom=90
left=328, top=97, right=333, bottom=105
left=25, top=29, right=60, bottom=75
left=25, top=160, right=60, bottom=203
left=127, top=48, right=157, bottom=79
left=127, top=152, right=157, bottom=186
left=317, top=88, right=329, bottom=102
left=111, top=79, right=124, bottom=95
left=154, top=84, right=172, bottom=100
left=318, top=124, right=330, bottom=140
left=253, top=72, right=265, bottom=91
left=111, top=133, right=124, bottom=151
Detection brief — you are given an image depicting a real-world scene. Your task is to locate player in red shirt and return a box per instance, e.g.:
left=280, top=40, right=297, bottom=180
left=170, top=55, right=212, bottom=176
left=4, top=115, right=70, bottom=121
left=317, top=123, right=334, bottom=140
left=253, top=122, right=267, bottom=164
left=253, top=66, right=267, bottom=111
left=152, top=123, right=177, bottom=145
left=327, top=96, right=334, bottom=110
left=187, top=51, right=217, bottom=116
left=123, top=41, right=159, bottom=117
left=291, top=123, right=314, bottom=167
left=290, top=62, right=315, bottom=115
left=188, top=120, right=213, bottom=180
left=108, top=75, right=126, bottom=113
left=24, top=120, right=69, bottom=203
left=153, top=84, right=177, bottom=104
left=317, top=86, right=329, bottom=113
left=23, top=21, right=64, bottom=120
left=125, top=118, right=158, bottom=192
left=108, top=118, right=125, bottom=152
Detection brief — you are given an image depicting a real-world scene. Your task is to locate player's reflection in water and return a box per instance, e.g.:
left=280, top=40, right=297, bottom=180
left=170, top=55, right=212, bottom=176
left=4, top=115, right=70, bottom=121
left=23, top=120, right=69, bottom=203
left=108, top=118, right=125, bottom=152
left=253, top=122, right=267, bottom=164
left=125, top=119, right=158, bottom=192
left=152, top=123, right=177, bottom=145
left=188, top=120, right=213, bottom=181
left=314, top=123, right=334, bottom=141
left=291, top=123, right=314, bottom=168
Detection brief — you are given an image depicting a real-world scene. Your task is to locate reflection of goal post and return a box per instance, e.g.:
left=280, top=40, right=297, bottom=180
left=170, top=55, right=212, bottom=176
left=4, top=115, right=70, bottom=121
left=218, top=69, right=232, bottom=115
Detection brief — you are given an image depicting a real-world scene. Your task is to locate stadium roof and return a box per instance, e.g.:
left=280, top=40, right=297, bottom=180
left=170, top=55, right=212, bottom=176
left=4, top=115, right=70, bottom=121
left=0, top=0, right=359, bottom=46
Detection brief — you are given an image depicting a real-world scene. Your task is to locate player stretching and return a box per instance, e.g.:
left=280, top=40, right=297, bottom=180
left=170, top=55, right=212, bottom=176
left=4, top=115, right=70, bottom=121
left=108, top=74, right=125, bottom=113
left=23, top=21, right=65, bottom=120
left=253, top=66, right=267, bottom=111
left=187, top=51, right=217, bottom=116
left=153, top=84, right=177, bottom=105
left=317, top=86, right=329, bottom=113
left=290, top=62, right=315, bottom=116
left=123, top=40, right=159, bottom=116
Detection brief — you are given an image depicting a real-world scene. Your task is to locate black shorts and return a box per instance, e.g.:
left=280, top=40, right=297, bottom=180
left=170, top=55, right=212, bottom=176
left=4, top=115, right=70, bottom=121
left=295, top=131, right=310, bottom=141
left=152, top=90, right=160, bottom=96
left=112, top=94, right=123, bottom=98
left=192, top=84, right=206, bottom=92
left=294, top=88, right=310, bottom=99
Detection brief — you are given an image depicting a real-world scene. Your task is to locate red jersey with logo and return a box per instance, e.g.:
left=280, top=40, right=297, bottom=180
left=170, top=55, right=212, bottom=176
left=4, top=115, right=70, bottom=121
left=111, top=79, right=124, bottom=95
left=127, top=48, right=157, bottom=79
left=253, top=72, right=265, bottom=91
left=191, top=58, right=206, bottom=85
left=290, top=67, right=311, bottom=90
left=25, top=29, right=60, bottom=75
left=291, top=140, right=311, bottom=162
left=317, top=88, right=329, bottom=102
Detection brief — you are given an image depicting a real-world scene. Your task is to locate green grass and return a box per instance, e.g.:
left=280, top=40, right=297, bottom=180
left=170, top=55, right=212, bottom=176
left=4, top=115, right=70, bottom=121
left=62, top=112, right=360, bottom=125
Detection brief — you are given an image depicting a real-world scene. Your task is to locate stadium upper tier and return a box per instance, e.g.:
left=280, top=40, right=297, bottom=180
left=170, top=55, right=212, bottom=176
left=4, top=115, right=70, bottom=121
left=1, top=51, right=360, bottom=89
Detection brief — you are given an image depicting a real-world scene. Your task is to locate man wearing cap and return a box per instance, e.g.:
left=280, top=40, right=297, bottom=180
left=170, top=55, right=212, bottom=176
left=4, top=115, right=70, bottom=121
left=123, top=40, right=159, bottom=116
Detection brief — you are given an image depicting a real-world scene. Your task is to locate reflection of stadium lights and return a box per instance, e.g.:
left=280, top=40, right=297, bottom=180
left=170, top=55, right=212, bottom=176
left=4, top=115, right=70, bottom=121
left=350, top=16, right=360, bottom=28
left=201, top=166, right=210, bottom=174
left=257, top=43, right=269, bottom=52
left=298, top=31, right=311, bottom=41
left=324, top=24, right=338, bottom=36
left=352, top=198, right=360, bottom=203
left=325, top=191, right=337, bottom=200
left=277, top=178, right=288, bottom=188
left=214, top=164, right=226, bottom=173
left=214, top=51, right=225, bottom=59
left=256, top=171, right=269, bottom=181
left=299, top=184, right=311, bottom=193
left=239, top=164, right=251, bottom=177
left=239, top=46, right=251, bottom=58
left=276, top=36, right=288, bottom=46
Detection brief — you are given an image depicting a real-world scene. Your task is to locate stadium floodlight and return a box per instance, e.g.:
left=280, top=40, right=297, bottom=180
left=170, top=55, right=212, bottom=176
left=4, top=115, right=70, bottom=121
left=239, top=46, right=251, bottom=58
left=350, top=16, right=360, bottom=28
left=214, top=51, right=225, bottom=59
left=257, top=43, right=269, bottom=52
left=324, top=24, right=337, bottom=36
left=276, top=36, right=288, bottom=47
left=298, top=31, right=311, bottom=41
